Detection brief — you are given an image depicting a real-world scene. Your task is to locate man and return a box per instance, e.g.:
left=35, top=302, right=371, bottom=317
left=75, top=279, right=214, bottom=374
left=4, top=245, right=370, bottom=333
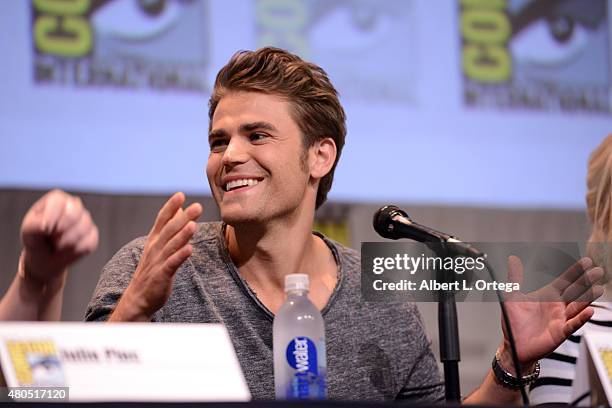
left=1, top=189, right=99, bottom=321
left=86, top=47, right=602, bottom=402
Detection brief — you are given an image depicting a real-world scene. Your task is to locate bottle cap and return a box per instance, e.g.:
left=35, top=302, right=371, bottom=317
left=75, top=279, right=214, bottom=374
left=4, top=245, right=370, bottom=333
left=284, top=273, right=309, bottom=293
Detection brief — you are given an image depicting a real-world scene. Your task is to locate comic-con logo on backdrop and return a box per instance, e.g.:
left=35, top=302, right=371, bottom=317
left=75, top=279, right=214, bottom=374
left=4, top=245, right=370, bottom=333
left=256, top=0, right=418, bottom=103
left=460, top=0, right=610, bottom=113
left=31, top=0, right=210, bottom=93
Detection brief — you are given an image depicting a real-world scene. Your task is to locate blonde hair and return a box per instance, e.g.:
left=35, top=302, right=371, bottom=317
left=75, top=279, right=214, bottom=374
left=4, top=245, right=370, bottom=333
left=586, top=135, right=612, bottom=285
left=587, top=135, right=612, bottom=237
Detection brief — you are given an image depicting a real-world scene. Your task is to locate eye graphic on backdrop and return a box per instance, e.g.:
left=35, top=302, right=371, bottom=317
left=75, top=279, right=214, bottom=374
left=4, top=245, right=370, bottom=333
left=91, top=0, right=183, bottom=41
left=511, top=17, right=588, bottom=66
left=509, top=0, right=606, bottom=67
left=310, top=4, right=394, bottom=51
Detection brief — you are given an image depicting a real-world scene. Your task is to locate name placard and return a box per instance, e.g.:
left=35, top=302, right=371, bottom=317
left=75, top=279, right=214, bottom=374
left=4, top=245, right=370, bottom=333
left=0, top=322, right=250, bottom=402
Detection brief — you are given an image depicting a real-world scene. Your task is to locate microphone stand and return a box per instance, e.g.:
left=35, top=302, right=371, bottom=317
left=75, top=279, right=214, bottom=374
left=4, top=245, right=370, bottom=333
left=431, top=242, right=461, bottom=403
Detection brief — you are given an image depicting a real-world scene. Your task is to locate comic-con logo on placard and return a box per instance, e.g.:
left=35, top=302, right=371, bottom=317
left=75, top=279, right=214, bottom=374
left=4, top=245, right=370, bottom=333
left=6, top=340, right=66, bottom=387
left=31, top=0, right=210, bottom=93
left=459, top=0, right=610, bottom=113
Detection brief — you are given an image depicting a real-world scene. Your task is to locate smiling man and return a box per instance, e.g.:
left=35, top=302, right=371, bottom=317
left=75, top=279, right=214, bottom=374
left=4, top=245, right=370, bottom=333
left=86, top=47, right=602, bottom=403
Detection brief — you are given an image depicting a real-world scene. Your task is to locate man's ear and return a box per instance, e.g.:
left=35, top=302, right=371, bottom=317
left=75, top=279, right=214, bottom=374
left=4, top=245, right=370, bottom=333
left=309, top=137, right=337, bottom=180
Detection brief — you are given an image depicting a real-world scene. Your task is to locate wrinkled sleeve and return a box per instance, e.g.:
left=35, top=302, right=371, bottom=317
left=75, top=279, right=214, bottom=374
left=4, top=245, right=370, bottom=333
left=84, top=238, right=145, bottom=321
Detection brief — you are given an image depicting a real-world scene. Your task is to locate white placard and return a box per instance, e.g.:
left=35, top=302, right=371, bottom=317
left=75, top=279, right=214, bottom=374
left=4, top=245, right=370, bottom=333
left=0, top=322, right=250, bottom=402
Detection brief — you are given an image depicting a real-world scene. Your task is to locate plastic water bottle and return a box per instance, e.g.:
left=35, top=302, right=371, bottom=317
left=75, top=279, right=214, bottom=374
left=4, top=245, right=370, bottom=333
left=273, top=273, right=327, bottom=399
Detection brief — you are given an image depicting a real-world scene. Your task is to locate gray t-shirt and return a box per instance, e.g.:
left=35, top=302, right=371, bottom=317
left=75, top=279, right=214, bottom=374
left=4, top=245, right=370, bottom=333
left=86, top=222, right=443, bottom=402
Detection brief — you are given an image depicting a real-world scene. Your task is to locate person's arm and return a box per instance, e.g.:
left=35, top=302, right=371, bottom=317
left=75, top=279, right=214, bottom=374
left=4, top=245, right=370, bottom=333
left=464, top=256, right=603, bottom=405
left=0, top=253, right=66, bottom=321
left=0, top=190, right=98, bottom=321
left=464, top=344, right=536, bottom=404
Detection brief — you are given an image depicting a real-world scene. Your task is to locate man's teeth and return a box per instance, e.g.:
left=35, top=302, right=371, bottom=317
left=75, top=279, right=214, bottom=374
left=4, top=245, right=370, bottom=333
left=225, top=179, right=260, bottom=191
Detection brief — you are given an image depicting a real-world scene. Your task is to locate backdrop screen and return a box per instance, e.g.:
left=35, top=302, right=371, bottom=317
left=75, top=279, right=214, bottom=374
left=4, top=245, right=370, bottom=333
left=1, top=0, right=611, bottom=208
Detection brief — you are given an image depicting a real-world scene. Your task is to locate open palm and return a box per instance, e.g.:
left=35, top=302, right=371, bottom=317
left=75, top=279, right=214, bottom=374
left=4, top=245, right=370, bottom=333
left=502, top=255, right=603, bottom=367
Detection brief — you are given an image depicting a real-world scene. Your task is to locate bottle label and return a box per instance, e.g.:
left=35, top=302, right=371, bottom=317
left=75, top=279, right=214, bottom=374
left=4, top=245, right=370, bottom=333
left=285, top=337, right=325, bottom=399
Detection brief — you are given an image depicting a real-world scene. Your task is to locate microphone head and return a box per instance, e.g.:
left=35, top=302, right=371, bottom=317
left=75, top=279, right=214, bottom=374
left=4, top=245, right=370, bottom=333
left=373, top=205, right=410, bottom=239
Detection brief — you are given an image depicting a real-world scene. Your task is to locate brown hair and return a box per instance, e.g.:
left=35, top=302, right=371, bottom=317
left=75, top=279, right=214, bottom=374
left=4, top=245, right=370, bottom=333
left=208, top=47, right=346, bottom=209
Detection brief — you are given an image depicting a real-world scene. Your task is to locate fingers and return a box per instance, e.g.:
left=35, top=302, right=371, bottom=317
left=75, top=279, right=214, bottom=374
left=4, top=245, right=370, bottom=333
left=146, top=194, right=202, bottom=275
left=21, top=190, right=82, bottom=249
left=161, top=220, right=197, bottom=262
left=19, top=190, right=99, bottom=286
left=165, top=244, right=193, bottom=273
left=565, top=284, right=605, bottom=320
left=54, top=206, right=95, bottom=251
left=74, top=225, right=99, bottom=255
left=155, top=202, right=203, bottom=248
left=39, top=189, right=72, bottom=234
left=53, top=195, right=84, bottom=236
left=42, top=193, right=98, bottom=259
left=560, top=266, right=604, bottom=303
left=149, top=192, right=186, bottom=236
left=551, top=257, right=594, bottom=293
left=118, top=193, right=200, bottom=321
left=155, top=202, right=201, bottom=275
left=55, top=211, right=99, bottom=257
left=21, top=190, right=63, bottom=240
left=506, top=255, right=524, bottom=285
left=563, top=306, right=595, bottom=337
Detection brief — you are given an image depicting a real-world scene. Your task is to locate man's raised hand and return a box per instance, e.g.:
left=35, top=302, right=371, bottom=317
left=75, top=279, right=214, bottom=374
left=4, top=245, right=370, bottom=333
left=110, top=192, right=203, bottom=322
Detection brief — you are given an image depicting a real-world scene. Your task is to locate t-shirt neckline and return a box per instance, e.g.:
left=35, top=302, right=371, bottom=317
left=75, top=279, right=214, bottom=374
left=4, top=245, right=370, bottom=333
left=217, top=222, right=345, bottom=321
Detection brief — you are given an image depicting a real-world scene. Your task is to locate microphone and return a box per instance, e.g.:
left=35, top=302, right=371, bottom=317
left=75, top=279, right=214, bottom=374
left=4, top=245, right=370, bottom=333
left=373, top=205, right=482, bottom=257
left=373, top=206, right=527, bottom=403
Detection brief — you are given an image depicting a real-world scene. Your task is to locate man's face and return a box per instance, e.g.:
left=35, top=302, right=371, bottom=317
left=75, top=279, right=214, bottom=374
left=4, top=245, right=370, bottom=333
left=206, top=91, right=313, bottom=224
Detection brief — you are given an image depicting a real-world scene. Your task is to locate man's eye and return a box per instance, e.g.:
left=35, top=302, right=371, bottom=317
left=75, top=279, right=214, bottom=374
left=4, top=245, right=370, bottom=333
left=210, top=139, right=228, bottom=150
left=250, top=133, right=268, bottom=142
